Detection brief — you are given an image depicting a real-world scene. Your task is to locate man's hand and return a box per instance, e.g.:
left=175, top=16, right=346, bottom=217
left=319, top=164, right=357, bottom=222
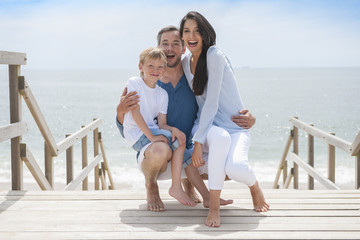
left=231, top=109, right=256, bottom=129
left=116, top=87, right=140, bottom=124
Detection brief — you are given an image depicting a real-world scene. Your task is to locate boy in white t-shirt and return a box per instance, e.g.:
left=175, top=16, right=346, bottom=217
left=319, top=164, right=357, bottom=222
left=123, top=47, right=195, bottom=207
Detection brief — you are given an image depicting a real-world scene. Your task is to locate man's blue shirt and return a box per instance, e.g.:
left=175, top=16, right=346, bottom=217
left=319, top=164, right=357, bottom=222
left=116, top=74, right=198, bottom=149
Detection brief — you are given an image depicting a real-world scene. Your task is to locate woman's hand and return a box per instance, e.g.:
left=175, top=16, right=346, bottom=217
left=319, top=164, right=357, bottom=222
left=192, top=142, right=204, bottom=168
left=171, top=128, right=186, bottom=147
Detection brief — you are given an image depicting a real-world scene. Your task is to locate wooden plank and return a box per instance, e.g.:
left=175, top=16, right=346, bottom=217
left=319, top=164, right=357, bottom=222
left=0, top=122, right=28, bottom=142
left=64, top=154, right=102, bottom=191
left=273, top=130, right=292, bottom=188
left=288, top=152, right=341, bottom=190
left=0, top=51, right=26, bottom=65
left=20, top=144, right=52, bottom=190
left=18, top=76, right=58, bottom=156
left=289, top=117, right=352, bottom=153
left=351, top=131, right=360, bottom=156
left=93, top=125, right=100, bottom=190
left=81, top=128, right=88, bottom=190
left=99, top=133, right=115, bottom=189
left=9, top=65, right=23, bottom=190
left=293, top=123, right=299, bottom=189
left=328, top=134, right=336, bottom=183
left=57, top=119, right=102, bottom=154
left=65, top=134, right=73, bottom=185
left=0, top=231, right=359, bottom=240
left=44, top=141, right=54, bottom=187
left=307, top=125, right=314, bottom=190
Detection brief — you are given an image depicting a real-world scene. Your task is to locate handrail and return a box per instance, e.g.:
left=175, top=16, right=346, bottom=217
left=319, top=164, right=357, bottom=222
left=18, top=76, right=58, bottom=156
left=0, top=51, right=26, bottom=65
left=289, top=117, right=352, bottom=153
left=0, top=122, right=28, bottom=142
left=1, top=50, right=115, bottom=191
left=57, top=119, right=102, bottom=154
left=274, top=117, right=360, bottom=190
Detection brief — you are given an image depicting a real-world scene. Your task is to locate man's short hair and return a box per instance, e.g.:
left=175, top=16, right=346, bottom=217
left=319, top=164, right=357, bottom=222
left=157, top=25, right=184, bottom=46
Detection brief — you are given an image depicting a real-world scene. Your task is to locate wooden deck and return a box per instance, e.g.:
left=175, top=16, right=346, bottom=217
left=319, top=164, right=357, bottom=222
left=0, top=186, right=359, bottom=240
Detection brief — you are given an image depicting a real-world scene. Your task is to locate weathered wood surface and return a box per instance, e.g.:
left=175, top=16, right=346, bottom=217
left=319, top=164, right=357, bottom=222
left=0, top=188, right=359, bottom=239
left=0, top=51, right=26, bottom=65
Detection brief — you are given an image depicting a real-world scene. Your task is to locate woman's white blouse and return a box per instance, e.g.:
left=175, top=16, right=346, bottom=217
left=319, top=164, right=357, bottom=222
left=182, top=46, right=247, bottom=144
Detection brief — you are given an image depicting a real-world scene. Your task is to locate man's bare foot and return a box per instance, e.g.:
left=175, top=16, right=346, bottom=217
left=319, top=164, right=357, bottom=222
left=249, top=181, right=270, bottom=212
left=203, top=198, right=233, bottom=208
left=205, top=206, right=220, bottom=227
left=146, top=182, right=165, bottom=212
left=169, top=185, right=196, bottom=207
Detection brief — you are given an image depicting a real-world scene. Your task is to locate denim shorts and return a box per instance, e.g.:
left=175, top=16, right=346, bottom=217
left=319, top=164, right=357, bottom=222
left=132, top=128, right=192, bottom=168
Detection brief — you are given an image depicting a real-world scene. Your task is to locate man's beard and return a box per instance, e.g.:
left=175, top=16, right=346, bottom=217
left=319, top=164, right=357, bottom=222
left=167, top=57, right=181, bottom=68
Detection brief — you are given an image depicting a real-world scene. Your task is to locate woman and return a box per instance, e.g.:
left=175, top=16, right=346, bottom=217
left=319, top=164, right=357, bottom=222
left=180, top=11, right=269, bottom=227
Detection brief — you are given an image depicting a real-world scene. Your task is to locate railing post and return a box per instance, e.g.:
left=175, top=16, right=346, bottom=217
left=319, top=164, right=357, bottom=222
left=81, top=126, right=88, bottom=190
left=308, top=124, right=314, bottom=190
left=66, top=134, right=74, bottom=185
left=9, top=66, right=23, bottom=190
left=356, top=153, right=360, bottom=189
left=328, top=133, right=336, bottom=183
left=45, top=141, right=54, bottom=188
left=93, top=122, right=100, bottom=190
left=293, top=117, right=299, bottom=189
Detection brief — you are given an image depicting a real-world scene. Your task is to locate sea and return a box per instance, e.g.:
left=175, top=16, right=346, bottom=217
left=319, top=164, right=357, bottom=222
left=1, top=67, right=359, bottom=189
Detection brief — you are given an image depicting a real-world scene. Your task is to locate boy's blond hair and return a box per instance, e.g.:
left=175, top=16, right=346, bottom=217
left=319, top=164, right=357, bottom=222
left=139, top=47, right=167, bottom=66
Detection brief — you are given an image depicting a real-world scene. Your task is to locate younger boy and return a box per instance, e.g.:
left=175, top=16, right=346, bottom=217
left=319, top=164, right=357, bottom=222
left=123, top=47, right=195, bottom=206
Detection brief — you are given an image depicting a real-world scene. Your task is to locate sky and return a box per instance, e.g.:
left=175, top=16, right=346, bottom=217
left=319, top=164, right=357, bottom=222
left=1, top=0, right=360, bottom=69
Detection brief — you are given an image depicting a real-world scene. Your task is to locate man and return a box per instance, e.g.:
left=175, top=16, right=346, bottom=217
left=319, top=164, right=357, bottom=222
left=116, top=26, right=257, bottom=212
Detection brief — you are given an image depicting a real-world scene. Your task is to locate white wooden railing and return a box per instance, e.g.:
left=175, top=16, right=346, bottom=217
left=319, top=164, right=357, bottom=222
left=273, top=117, right=360, bottom=190
left=1, top=50, right=115, bottom=191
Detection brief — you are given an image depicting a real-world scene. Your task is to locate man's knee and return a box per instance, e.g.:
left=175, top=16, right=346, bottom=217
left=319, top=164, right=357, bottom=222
left=144, top=142, right=172, bottom=166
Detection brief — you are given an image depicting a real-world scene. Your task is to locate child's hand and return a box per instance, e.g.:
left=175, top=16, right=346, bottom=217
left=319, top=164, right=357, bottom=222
left=171, top=128, right=186, bottom=146
left=150, top=135, right=169, bottom=144
left=192, top=142, right=204, bottom=168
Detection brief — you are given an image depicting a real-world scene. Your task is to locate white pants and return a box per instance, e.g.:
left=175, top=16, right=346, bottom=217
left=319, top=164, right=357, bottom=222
left=203, top=125, right=257, bottom=190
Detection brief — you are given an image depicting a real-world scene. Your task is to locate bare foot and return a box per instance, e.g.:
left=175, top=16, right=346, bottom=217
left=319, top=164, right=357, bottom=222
left=182, top=179, right=202, bottom=204
left=187, top=191, right=202, bottom=204
left=146, top=182, right=165, bottom=212
left=250, top=181, right=270, bottom=212
left=203, top=198, right=233, bottom=208
left=205, top=206, right=220, bottom=228
left=169, top=185, right=196, bottom=207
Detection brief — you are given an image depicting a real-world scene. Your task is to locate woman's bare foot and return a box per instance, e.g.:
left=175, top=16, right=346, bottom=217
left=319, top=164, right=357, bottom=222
left=205, top=190, right=221, bottom=227
left=146, top=182, right=165, bottom=212
left=203, top=198, right=233, bottom=208
left=169, top=185, right=196, bottom=207
left=249, top=181, right=270, bottom=212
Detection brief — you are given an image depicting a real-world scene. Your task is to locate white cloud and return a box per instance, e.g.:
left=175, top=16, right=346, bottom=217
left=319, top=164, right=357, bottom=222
left=1, top=0, right=359, bottom=69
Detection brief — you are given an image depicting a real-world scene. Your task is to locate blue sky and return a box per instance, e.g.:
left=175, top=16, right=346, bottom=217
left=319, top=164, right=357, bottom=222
left=1, top=0, right=360, bottom=69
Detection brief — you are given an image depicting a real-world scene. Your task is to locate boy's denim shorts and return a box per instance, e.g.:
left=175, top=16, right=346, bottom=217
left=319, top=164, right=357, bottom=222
left=132, top=128, right=192, bottom=168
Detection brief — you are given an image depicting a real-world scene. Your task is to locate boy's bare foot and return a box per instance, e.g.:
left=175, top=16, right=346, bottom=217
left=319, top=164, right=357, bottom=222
left=182, top=179, right=202, bottom=204
left=187, top=191, right=202, bottom=204
left=250, top=181, right=270, bottom=212
left=146, top=182, right=165, bottom=212
left=169, top=185, right=196, bottom=207
left=203, top=198, right=233, bottom=208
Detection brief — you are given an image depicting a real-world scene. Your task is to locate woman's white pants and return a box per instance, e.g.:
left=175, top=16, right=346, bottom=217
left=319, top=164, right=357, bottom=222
left=202, top=125, right=257, bottom=190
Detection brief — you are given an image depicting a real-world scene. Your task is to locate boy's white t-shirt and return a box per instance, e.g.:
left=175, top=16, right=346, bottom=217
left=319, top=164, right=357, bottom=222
left=123, top=76, right=169, bottom=146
